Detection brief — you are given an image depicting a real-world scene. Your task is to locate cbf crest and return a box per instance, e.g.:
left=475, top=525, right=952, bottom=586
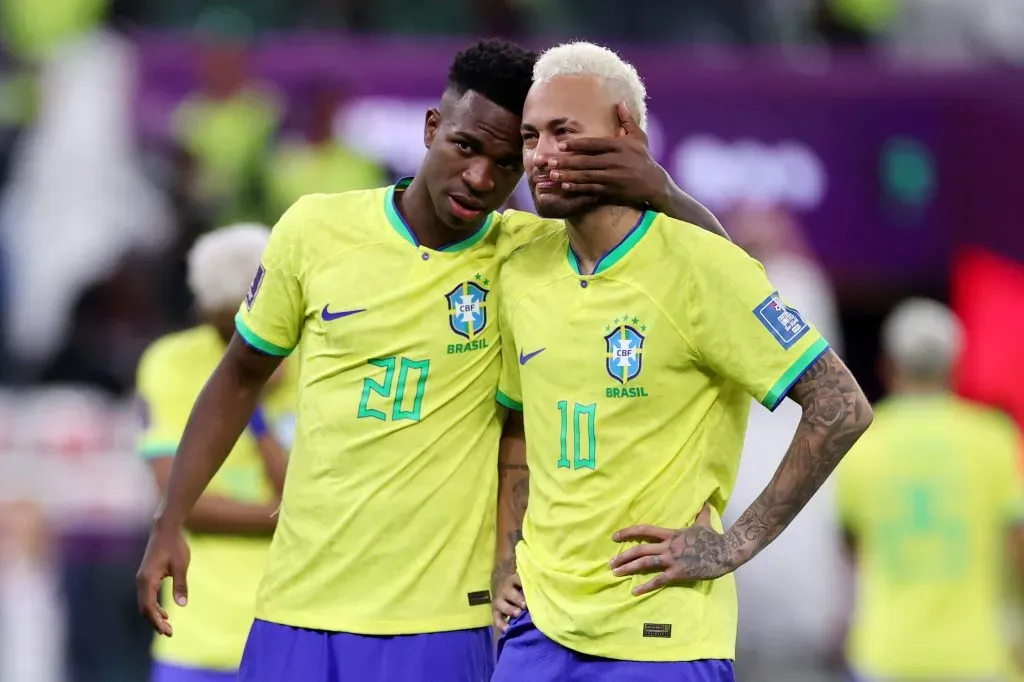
left=604, top=316, right=646, bottom=384
left=445, top=274, right=490, bottom=340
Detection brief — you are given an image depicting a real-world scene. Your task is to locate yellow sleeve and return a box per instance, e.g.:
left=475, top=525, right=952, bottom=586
left=234, top=196, right=308, bottom=356
left=495, top=273, right=523, bottom=412
left=991, top=418, right=1024, bottom=524
left=684, top=234, right=830, bottom=411
left=136, top=343, right=196, bottom=459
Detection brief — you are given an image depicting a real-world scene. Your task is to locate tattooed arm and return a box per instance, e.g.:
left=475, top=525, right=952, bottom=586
left=610, top=349, right=873, bottom=592
left=492, top=410, right=529, bottom=631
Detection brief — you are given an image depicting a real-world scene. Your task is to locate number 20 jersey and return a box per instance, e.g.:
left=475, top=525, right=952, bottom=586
left=234, top=181, right=555, bottom=634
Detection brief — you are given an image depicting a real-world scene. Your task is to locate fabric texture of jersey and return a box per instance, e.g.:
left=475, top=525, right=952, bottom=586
left=136, top=325, right=298, bottom=671
left=493, top=610, right=735, bottom=682
left=233, top=182, right=559, bottom=634
left=238, top=619, right=493, bottom=682
left=838, top=394, right=1024, bottom=679
left=496, top=211, right=829, bottom=661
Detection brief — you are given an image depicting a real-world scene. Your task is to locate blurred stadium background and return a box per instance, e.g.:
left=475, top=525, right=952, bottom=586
left=3, top=0, right=1024, bottom=680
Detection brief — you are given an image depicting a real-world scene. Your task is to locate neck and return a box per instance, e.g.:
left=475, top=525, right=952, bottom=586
left=566, top=205, right=643, bottom=275
left=395, top=176, right=465, bottom=250
left=889, top=377, right=949, bottom=397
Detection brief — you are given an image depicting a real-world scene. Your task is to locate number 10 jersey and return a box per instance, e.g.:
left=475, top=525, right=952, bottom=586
left=235, top=182, right=555, bottom=634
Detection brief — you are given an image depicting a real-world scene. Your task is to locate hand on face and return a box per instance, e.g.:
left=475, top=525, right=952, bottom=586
left=541, top=102, right=665, bottom=209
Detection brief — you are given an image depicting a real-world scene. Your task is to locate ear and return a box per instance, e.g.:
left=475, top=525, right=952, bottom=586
left=424, top=108, right=441, bottom=149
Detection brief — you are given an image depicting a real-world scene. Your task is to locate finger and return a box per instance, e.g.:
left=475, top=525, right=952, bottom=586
left=171, top=562, right=188, bottom=608
left=561, top=183, right=612, bottom=195
left=546, top=155, right=612, bottom=171
left=695, top=502, right=714, bottom=528
left=501, top=588, right=526, bottom=610
left=493, top=611, right=509, bottom=633
left=608, top=542, right=664, bottom=569
left=613, top=525, right=673, bottom=542
left=632, top=571, right=673, bottom=596
left=495, top=597, right=523, bottom=619
left=617, top=102, right=644, bottom=139
left=558, top=137, right=618, bottom=155
left=612, top=554, right=668, bottom=577
left=549, top=169, right=605, bottom=184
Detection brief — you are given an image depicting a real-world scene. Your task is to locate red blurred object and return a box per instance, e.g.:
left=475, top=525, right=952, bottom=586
left=953, top=247, right=1024, bottom=429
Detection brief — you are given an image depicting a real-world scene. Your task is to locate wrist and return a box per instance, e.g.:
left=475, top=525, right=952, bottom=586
left=722, top=526, right=752, bottom=571
left=153, top=508, right=185, bottom=532
left=647, top=167, right=673, bottom=213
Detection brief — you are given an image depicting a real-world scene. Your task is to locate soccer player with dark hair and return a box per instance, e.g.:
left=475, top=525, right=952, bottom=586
left=136, top=38, right=725, bottom=682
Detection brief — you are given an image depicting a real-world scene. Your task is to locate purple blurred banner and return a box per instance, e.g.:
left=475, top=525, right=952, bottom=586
left=133, top=36, right=1024, bottom=289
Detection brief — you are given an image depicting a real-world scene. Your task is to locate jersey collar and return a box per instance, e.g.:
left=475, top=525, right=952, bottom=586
left=383, top=177, right=495, bottom=253
left=567, top=210, right=657, bottom=276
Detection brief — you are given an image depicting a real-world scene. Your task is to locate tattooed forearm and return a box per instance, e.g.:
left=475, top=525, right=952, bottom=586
left=723, top=349, right=872, bottom=570
left=493, top=412, right=529, bottom=593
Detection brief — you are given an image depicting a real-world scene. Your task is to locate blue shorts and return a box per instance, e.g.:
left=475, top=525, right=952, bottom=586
left=150, top=661, right=236, bottom=682
left=238, top=618, right=494, bottom=682
left=493, top=610, right=735, bottom=682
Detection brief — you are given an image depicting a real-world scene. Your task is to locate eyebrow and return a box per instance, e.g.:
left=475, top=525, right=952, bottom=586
left=521, top=116, right=575, bottom=133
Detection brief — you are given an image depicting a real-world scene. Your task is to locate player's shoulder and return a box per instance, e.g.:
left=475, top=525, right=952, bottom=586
left=649, top=212, right=741, bottom=262
left=138, top=326, right=220, bottom=382
left=495, top=209, right=563, bottom=261
left=953, top=398, right=1020, bottom=442
left=282, top=187, right=389, bottom=230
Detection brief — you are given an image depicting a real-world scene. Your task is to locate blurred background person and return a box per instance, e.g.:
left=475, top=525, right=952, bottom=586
left=263, top=80, right=385, bottom=222
left=136, top=224, right=295, bottom=682
left=725, top=202, right=846, bottom=682
left=836, top=298, right=1024, bottom=682
left=171, top=10, right=282, bottom=226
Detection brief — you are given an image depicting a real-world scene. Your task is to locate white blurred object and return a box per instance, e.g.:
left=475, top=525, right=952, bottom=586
left=0, top=503, right=65, bottom=682
left=887, top=0, right=1024, bottom=64
left=0, top=30, right=172, bottom=370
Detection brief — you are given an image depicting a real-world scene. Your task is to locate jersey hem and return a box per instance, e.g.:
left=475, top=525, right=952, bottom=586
left=496, top=390, right=523, bottom=411
left=761, top=337, right=830, bottom=411
left=253, top=608, right=491, bottom=635
left=529, top=610, right=736, bottom=662
left=151, top=657, right=238, bottom=674
left=234, top=313, right=293, bottom=357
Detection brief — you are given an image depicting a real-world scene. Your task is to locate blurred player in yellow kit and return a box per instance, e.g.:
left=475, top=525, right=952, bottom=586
left=136, top=224, right=295, bottom=682
left=491, top=42, right=873, bottom=682
left=838, top=298, right=1024, bottom=682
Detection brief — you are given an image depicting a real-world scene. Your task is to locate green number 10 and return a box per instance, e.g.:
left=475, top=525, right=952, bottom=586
left=357, top=356, right=430, bottom=422
left=557, top=401, right=597, bottom=470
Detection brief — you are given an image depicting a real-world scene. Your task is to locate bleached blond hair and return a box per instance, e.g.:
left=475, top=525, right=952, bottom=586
left=533, top=41, right=648, bottom=131
left=187, top=223, right=271, bottom=312
left=882, top=298, right=964, bottom=379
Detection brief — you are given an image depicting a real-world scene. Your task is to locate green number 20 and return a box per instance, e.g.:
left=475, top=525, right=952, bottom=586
left=557, top=401, right=597, bottom=470
left=357, top=356, right=430, bottom=422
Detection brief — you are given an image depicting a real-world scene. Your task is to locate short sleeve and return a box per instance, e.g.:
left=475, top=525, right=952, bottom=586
left=496, top=276, right=523, bottom=412
left=685, top=235, right=830, bottom=411
left=234, top=197, right=308, bottom=356
left=136, top=345, right=195, bottom=459
left=990, top=419, right=1024, bottom=524
left=496, top=210, right=561, bottom=264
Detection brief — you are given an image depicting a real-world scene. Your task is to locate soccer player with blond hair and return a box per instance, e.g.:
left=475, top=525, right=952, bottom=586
left=491, top=42, right=873, bottom=681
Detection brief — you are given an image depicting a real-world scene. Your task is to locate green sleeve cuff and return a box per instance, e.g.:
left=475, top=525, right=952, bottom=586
left=234, top=313, right=293, bottom=357
left=138, top=442, right=178, bottom=459
left=761, top=337, right=830, bottom=411
left=496, top=390, right=523, bottom=412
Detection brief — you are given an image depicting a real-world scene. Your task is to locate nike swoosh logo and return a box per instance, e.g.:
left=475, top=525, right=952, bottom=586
left=322, top=306, right=366, bottom=321
left=519, top=348, right=545, bottom=365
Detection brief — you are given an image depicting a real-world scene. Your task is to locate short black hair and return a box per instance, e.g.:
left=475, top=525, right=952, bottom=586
left=447, top=38, right=537, bottom=116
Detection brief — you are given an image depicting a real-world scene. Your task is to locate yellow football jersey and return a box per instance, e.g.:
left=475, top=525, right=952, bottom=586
left=838, top=395, right=1024, bottom=679
left=234, top=182, right=558, bottom=634
left=137, top=325, right=297, bottom=671
left=497, top=211, right=829, bottom=662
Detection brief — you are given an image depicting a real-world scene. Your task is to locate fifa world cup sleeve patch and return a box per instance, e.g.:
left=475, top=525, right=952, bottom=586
left=754, top=292, right=810, bottom=349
